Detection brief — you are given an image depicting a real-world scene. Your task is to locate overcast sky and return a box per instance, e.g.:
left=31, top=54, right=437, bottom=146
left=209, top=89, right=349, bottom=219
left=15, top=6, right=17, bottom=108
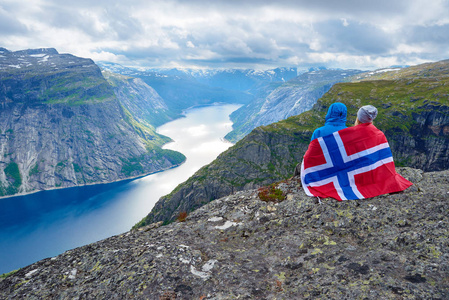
left=2, top=0, right=449, bottom=70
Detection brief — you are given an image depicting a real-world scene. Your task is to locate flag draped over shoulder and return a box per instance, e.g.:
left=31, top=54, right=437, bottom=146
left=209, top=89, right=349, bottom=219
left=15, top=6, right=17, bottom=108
left=301, top=123, right=412, bottom=201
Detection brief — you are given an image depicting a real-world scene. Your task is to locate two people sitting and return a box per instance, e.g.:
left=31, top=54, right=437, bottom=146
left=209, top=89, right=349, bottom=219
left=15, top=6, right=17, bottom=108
left=293, top=103, right=378, bottom=177
left=298, top=102, right=412, bottom=200
left=311, top=102, right=378, bottom=141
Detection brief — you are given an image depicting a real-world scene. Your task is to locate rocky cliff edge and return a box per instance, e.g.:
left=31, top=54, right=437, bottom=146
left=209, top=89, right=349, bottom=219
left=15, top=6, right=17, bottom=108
left=1, top=168, right=448, bottom=299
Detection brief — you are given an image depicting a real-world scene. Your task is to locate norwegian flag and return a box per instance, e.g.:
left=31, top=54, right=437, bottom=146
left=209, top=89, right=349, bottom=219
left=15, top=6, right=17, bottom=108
left=301, top=123, right=412, bottom=201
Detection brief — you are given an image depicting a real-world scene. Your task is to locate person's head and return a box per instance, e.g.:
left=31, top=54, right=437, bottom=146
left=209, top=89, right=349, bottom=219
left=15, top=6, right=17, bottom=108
left=356, top=105, right=378, bottom=125
left=325, top=102, right=347, bottom=123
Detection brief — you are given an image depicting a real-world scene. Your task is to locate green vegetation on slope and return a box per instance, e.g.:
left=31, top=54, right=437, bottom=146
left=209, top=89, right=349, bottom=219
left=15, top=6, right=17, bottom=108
left=3, top=161, right=22, bottom=195
left=102, top=71, right=177, bottom=127
left=0, top=58, right=116, bottom=106
left=41, top=75, right=115, bottom=105
left=120, top=106, right=186, bottom=177
left=320, top=79, right=448, bottom=132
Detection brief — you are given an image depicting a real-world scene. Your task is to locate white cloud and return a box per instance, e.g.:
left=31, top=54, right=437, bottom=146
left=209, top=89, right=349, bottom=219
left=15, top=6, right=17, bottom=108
left=306, top=52, right=402, bottom=70
left=2, top=0, right=449, bottom=70
left=88, top=51, right=127, bottom=63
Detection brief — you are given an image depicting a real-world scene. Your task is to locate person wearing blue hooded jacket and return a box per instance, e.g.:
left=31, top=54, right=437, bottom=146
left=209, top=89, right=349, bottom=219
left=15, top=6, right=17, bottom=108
left=292, top=102, right=348, bottom=177
left=310, top=102, right=347, bottom=140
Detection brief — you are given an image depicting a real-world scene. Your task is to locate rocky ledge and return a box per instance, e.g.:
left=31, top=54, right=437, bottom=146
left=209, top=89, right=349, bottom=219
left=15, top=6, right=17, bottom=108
left=1, top=168, right=448, bottom=299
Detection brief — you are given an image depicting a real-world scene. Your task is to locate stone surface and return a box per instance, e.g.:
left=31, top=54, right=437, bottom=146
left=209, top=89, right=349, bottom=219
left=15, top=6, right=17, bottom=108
left=1, top=168, right=448, bottom=299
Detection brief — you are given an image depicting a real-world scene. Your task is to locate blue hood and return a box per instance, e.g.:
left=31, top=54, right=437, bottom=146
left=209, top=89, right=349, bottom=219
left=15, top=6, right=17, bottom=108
left=325, top=102, right=347, bottom=124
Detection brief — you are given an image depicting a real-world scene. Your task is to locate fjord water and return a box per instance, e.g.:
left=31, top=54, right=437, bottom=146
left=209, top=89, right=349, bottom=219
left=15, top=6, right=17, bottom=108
left=0, top=103, right=241, bottom=274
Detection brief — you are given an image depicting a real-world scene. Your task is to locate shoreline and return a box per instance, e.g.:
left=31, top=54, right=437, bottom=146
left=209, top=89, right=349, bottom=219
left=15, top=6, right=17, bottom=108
left=0, top=102, right=240, bottom=276
left=0, top=161, right=186, bottom=201
left=0, top=102, right=240, bottom=201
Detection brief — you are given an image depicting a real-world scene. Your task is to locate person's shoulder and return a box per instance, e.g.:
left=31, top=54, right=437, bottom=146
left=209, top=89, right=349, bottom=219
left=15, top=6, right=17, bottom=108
left=311, top=126, right=325, bottom=140
left=340, top=122, right=384, bottom=138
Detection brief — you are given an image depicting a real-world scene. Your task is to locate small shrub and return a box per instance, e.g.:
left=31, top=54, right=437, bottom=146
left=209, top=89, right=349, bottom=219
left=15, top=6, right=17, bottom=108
left=4, top=162, right=22, bottom=187
left=258, top=184, right=286, bottom=203
left=73, top=163, right=82, bottom=173
left=177, top=211, right=188, bottom=222
left=29, top=164, right=39, bottom=176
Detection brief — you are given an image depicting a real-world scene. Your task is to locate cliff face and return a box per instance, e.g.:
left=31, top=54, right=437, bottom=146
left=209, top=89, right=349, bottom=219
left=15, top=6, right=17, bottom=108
left=1, top=168, right=448, bottom=299
left=225, top=69, right=363, bottom=142
left=139, top=59, right=449, bottom=226
left=0, top=48, right=185, bottom=196
left=102, top=71, right=177, bottom=127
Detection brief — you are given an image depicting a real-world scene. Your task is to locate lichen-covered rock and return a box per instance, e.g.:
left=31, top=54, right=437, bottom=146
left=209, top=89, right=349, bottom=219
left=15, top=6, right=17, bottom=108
left=1, top=168, right=448, bottom=299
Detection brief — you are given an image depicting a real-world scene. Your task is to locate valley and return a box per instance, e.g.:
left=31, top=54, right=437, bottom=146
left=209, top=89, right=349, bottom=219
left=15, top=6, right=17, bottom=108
left=1, top=49, right=448, bottom=299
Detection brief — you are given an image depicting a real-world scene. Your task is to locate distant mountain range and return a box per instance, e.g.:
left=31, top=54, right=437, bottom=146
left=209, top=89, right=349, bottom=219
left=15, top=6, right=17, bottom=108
left=97, top=62, right=364, bottom=142
left=98, top=62, right=299, bottom=92
left=97, top=62, right=256, bottom=115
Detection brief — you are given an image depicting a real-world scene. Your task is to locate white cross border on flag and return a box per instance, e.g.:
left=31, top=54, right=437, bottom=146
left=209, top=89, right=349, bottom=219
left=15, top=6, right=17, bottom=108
left=301, top=131, right=393, bottom=200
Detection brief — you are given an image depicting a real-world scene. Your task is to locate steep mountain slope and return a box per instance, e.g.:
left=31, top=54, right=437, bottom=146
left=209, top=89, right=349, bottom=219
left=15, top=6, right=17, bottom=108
left=0, top=48, right=184, bottom=197
left=137, top=59, right=449, bottom=226
left=2, top=168, right=448, bottom=298
left=318, top=61, right=449, bottom=171
left=102, top=70, right=177, bottom=127
left=225, top=69, right=363, bottom=142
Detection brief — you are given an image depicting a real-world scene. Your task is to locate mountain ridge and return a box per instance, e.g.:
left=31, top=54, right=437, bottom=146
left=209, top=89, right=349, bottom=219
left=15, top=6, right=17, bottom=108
left=102, top=70, right=178, bottom=127
left=225, top=68, right=364, bottom=142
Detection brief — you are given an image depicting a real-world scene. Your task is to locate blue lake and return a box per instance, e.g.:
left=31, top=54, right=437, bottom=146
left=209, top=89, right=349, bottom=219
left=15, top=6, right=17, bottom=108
left=0, top=103, right=240, bottom=274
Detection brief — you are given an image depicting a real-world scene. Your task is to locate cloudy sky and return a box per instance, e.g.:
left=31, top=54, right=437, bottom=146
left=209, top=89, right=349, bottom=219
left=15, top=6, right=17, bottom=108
left=2, top=0, right=449, bottom=70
